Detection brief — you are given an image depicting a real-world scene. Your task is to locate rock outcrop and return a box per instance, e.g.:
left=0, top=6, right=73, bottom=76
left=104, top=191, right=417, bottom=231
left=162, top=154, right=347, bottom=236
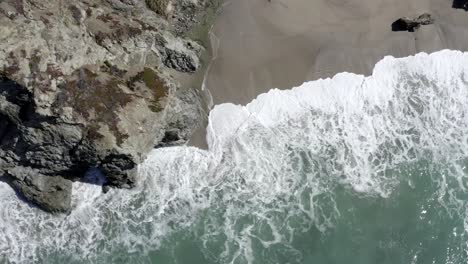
left=0, top=0, right=220, bottom=212
left=392, top=13, right=435, bottom=32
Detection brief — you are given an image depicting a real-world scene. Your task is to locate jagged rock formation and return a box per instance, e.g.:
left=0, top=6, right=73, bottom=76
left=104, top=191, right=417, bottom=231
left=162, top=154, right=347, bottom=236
left=0, top=0, right=219, bottom=212
left=392, top=13, right=435, bottom=32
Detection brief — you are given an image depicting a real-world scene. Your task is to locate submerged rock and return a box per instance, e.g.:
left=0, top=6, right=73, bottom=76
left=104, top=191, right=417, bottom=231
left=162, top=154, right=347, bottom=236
left=0, top=0, right=220, bottom=212
left=392, top=13, right=435, bottom=32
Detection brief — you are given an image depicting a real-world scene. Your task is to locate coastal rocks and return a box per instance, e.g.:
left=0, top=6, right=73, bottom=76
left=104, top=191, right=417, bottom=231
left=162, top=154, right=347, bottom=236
left=392, top=13, right=435, bottom=32
left=0, top=0, right=219, bottom=212
left=161, top=38, right=202, bottom=72
left=146, top=0, right=173, bottom=17
left=6, top=167, right=73, bottom=213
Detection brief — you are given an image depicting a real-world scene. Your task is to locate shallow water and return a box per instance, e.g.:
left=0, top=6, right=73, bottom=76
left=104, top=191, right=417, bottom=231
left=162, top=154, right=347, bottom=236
left=2, top=50, right=468, bottom=263
left=150, top=161, right=468, bottom=264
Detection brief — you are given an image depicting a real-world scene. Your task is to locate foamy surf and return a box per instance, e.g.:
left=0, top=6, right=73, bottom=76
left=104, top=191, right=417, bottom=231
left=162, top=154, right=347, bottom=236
left=2, top=50, right=468, bottom=263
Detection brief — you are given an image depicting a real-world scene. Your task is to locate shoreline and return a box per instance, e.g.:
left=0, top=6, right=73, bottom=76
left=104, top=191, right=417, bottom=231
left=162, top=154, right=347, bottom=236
left=187, top=3, right=224, bottom=149
left=188, top=0, right=468, bottom=149
left=202, top=0, right=468, bottom=105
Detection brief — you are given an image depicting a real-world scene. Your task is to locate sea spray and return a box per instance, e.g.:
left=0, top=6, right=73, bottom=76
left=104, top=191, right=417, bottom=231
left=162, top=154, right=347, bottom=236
left=1, top=50, right=468, bottom=263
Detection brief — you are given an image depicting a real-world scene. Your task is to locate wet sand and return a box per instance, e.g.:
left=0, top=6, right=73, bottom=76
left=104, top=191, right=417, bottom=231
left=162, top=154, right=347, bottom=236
left=189, top=0, right=468, bottom=148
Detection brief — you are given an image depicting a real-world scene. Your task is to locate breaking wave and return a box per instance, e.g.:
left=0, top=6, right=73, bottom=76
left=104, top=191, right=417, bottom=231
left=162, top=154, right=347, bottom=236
left=2, top=50, right=468, bottom=263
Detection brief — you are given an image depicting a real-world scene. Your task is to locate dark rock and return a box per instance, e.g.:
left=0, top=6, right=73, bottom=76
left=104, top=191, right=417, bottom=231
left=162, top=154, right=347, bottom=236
left=163, top=48, right=199, bottom=72
left=155, top=129, right=182, bottom=148
left=69, top=5, right=83, bottom=25
left=5, top=167, right=72, bottom=213
left=102, top=184, right=111, bottom=193
left=392, top=13, right=435, bottom=32
left=100, top=153, right=137, bottom=188
left=453, top=0, right=468, bottom=10
left=162, top=129, right=181, bottom=143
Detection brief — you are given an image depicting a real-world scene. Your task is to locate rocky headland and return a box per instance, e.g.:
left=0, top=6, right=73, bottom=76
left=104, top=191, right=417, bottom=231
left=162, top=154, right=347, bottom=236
left=0, top=0, right=220, bottom=212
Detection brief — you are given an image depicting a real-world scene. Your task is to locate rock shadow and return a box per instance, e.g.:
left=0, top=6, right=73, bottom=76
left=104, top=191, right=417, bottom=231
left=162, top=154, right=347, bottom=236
left=392, top=19, right=414, bottom=32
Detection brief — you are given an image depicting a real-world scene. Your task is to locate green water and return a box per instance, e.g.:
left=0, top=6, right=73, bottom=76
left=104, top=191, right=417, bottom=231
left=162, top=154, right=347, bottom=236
left=148, top=161, right=468, bottom=264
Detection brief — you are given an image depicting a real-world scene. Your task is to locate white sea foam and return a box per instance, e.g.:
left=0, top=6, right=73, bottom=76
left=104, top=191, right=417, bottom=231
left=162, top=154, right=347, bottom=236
left=1, top=50, right=468, bottom=263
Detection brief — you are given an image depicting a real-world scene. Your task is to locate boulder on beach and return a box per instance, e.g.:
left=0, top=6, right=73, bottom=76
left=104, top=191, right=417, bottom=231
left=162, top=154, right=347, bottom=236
left=392, top=13, right=435, bottom=32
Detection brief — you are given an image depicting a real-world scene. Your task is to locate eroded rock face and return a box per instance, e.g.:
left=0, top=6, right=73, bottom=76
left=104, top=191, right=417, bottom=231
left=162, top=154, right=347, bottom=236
left=0, top=0, right=219, bottom=212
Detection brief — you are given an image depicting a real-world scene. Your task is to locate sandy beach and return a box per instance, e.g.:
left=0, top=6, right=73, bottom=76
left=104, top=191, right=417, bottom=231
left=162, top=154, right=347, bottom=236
left=205, top=0, right=468, bottom=104
left=189, top=0, right=468, bottom=147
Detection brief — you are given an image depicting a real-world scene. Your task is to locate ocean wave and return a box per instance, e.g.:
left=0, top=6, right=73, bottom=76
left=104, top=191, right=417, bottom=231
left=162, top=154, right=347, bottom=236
left=2, top=50, right=468, bottom=263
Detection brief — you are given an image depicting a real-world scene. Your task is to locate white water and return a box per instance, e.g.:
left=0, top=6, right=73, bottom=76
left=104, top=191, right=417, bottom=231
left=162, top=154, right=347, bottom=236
left=2, top=50, right=468, bottom=263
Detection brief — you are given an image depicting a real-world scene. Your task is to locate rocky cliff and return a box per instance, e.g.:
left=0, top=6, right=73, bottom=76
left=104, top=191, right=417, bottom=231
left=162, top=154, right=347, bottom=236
left=0, top=0, right=219, bottom=212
